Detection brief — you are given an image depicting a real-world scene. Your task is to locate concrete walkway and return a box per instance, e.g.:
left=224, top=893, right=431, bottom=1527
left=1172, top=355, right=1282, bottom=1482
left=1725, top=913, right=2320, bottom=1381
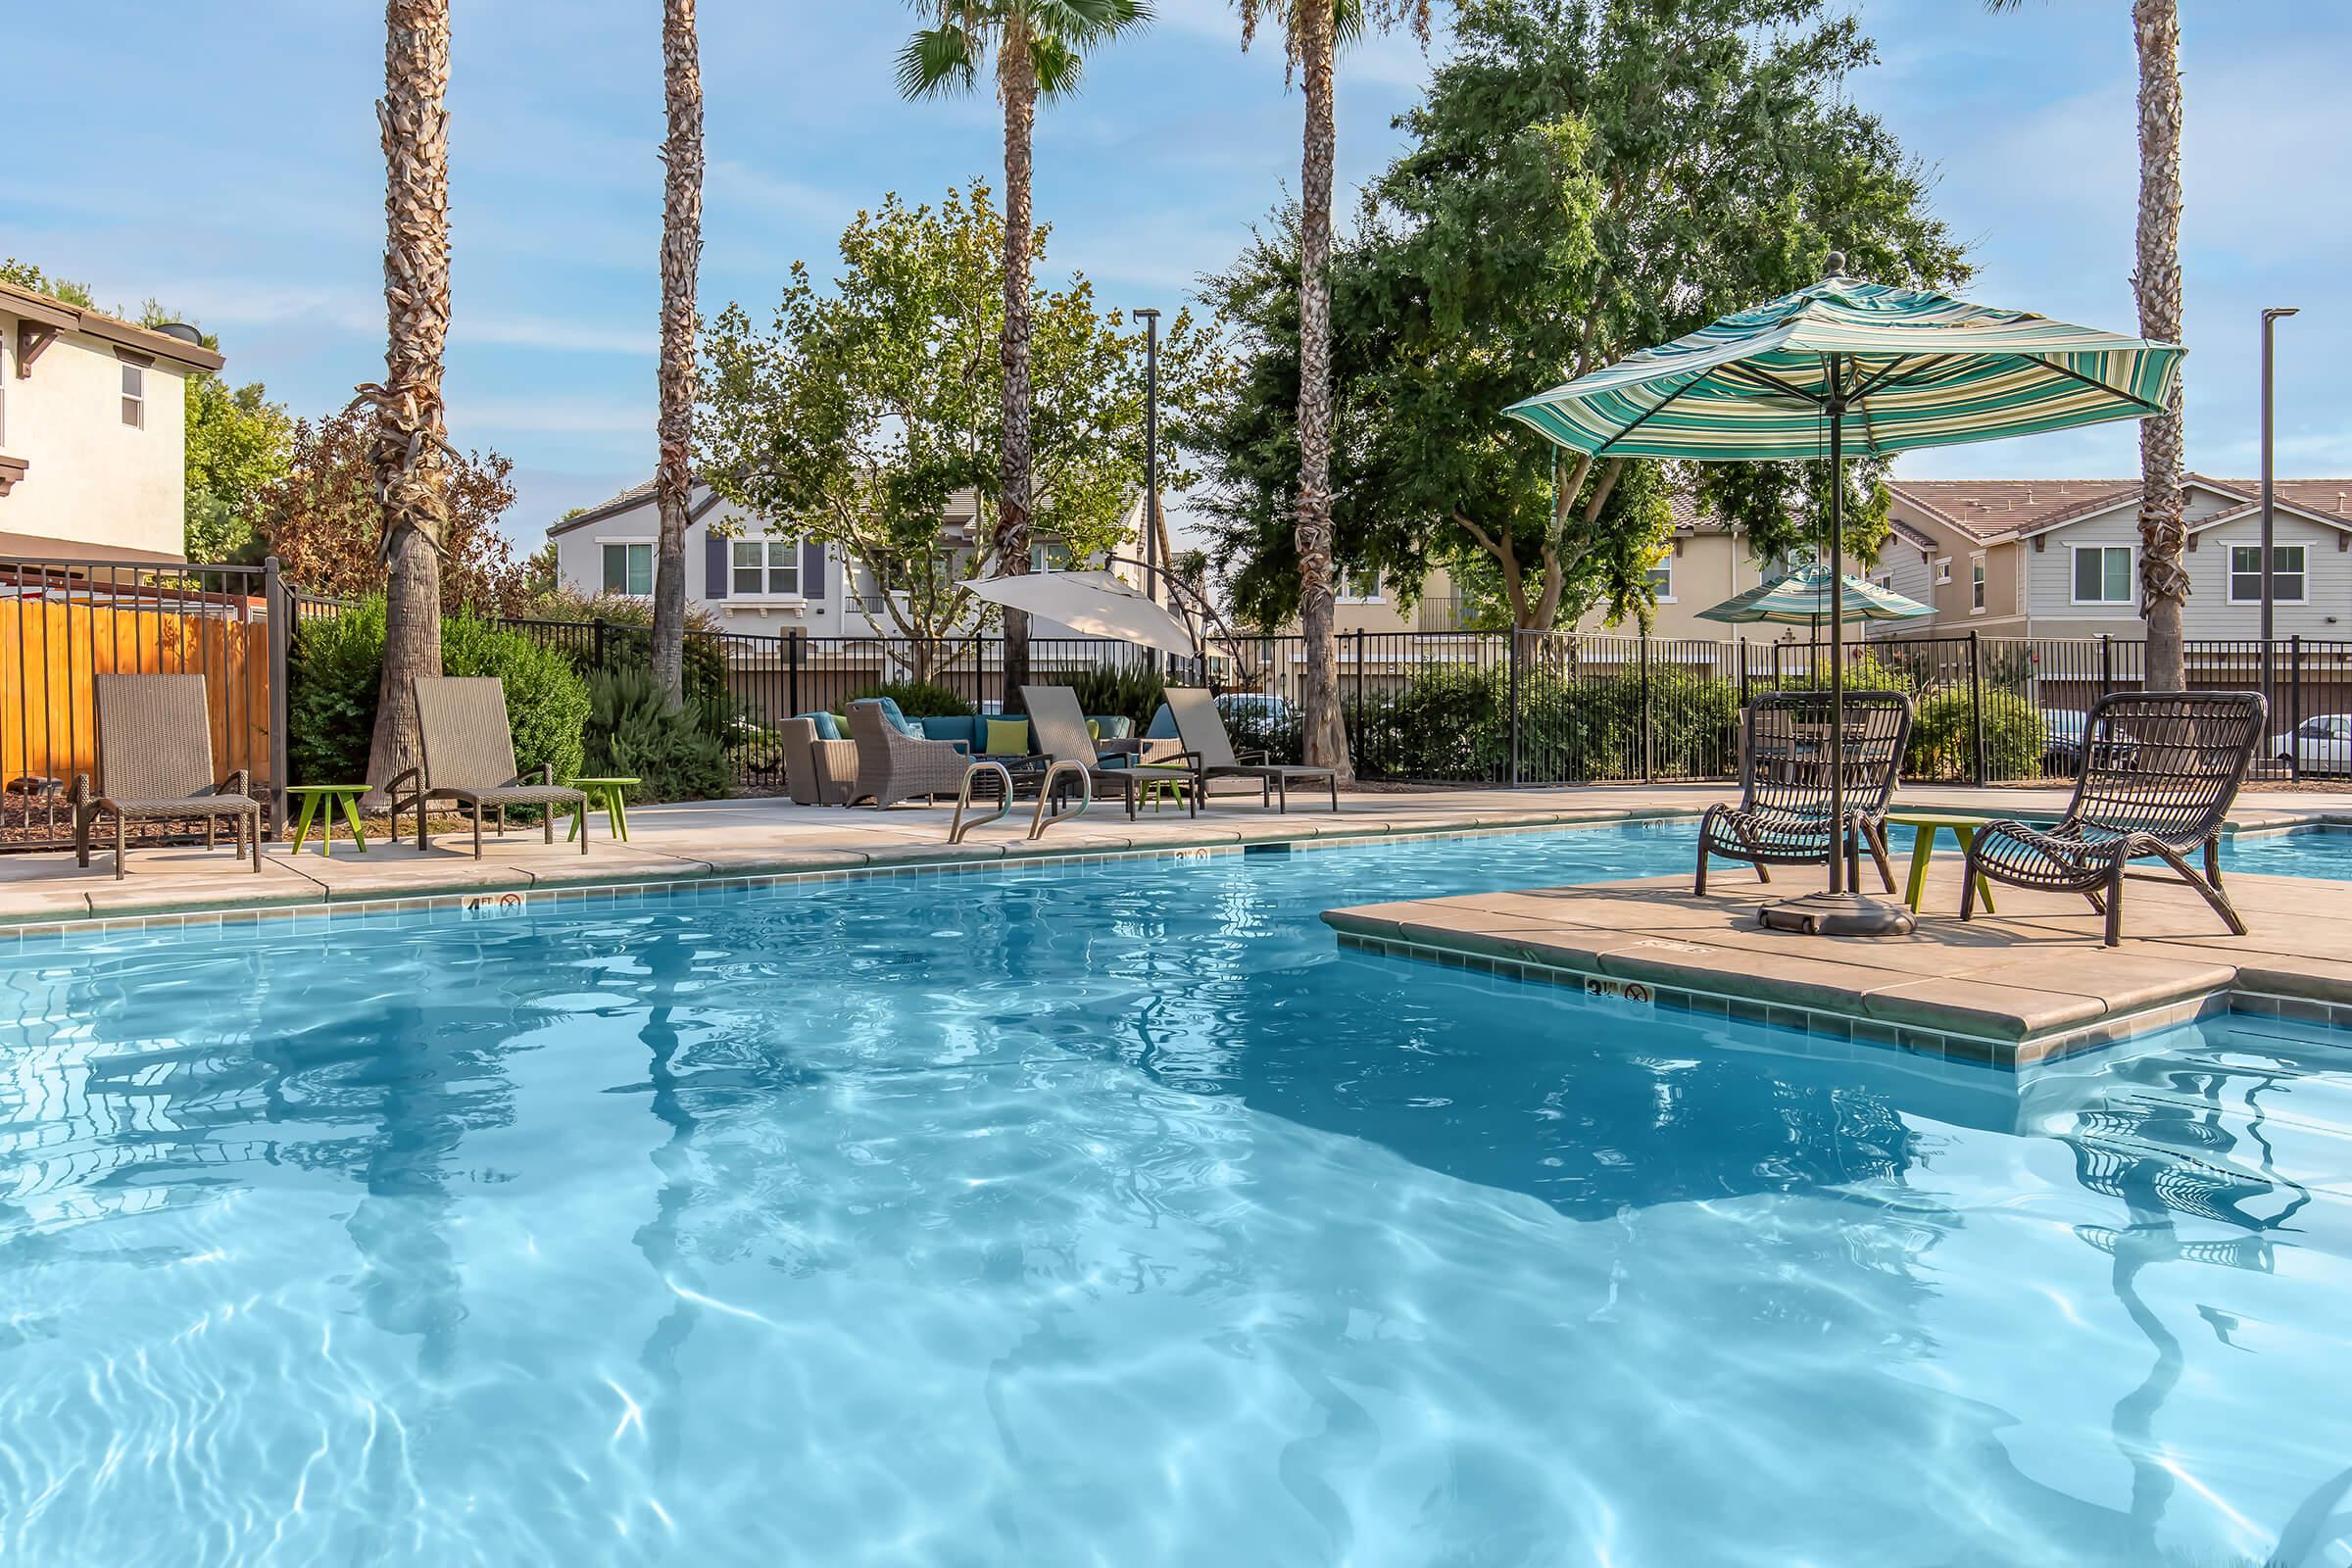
left=0, top=783, right=2341, bottom=935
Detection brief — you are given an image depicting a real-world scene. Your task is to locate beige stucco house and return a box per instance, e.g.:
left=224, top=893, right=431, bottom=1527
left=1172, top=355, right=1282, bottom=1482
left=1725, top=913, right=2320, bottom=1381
left=0, top=278, right=220, bottom=564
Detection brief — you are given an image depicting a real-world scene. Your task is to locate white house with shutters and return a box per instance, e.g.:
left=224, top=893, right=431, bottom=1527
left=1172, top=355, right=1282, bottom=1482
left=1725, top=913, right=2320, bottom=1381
left=545, top=478, right=1129, bottom=647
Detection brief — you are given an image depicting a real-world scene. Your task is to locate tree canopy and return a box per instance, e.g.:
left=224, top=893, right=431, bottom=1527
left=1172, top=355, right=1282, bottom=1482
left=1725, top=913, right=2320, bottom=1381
left=1185, top=0, right=1967, bottom=629
left=699, top=179, right=1224, bottom=655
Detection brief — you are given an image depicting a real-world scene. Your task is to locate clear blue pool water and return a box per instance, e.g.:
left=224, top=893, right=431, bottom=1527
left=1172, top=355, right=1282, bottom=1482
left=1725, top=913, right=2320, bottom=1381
left=4, top=820, right=2352, bottom=1567
left=2223, top=823, right=2352, bottom=882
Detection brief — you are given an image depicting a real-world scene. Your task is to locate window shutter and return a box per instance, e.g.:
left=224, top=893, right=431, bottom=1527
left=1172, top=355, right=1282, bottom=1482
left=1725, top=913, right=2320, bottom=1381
left=705, top=535, right=729, bottom=599
left=802, top=540, right=826, bottom=599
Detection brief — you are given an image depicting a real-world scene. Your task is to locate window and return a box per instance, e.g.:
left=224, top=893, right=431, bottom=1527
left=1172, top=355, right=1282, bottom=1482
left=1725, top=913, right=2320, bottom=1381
left=2071, top=545, right=2132, bottom=605
left=120, top=363, right=145, bottom=428
left=1337, top=564, right=1383, bottom=603
left=1871, top=571, right=1895, bottom=594
left=1934, top=558, right=1952, bottom=585
left=1644, top=559, right=1675, bottom=603
left=1971, top=559, right=1987, bottom=612
left=2230, top=544, right=2306, bottom=603
left=1029, top=540, right=1072, bottom=574
left=601, top=541, right=653, bottom=596
left=731, top=538, right=801, bottom=597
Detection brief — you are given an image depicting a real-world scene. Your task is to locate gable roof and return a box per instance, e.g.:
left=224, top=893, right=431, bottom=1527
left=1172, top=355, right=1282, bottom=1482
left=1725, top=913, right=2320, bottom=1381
left=1887, top=474, right=2352, bottom=545
left=545, top=478, right=723, bottom=538
left=0, top=278, right=225, bottom=373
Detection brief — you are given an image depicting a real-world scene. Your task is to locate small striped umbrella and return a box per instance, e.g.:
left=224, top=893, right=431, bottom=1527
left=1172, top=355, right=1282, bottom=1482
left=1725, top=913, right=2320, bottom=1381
left=1504, top=260, right=2181, bottom=931
left=1695, top=564, right=1932, bottom=627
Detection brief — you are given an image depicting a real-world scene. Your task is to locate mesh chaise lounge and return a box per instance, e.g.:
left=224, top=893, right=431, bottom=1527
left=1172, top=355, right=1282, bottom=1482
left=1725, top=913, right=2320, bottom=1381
left=847, top=699, right=969, bottom=808
left=387, top=676, right=589, bottom=858
left=1962, top=690, right=2266, bottom=947
left=1161, top=686, right=1339, bottom=812
left=72, top=673, right=263, bottom=879
left=1021, top=684, right=1198, bottom=819
left=1694, top=690, right=1911, bottom=896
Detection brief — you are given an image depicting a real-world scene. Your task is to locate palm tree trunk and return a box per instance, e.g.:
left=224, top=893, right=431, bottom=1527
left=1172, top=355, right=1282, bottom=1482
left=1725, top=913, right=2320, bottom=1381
left=2132, top=0, right=2187, bottom=690
left=1294, top=1, right=1352, bottom=782
left=652, top=0, right=705, bottom=708
left=364, top=0, right=453, bottom=794
left=998, top=29, right=1038, bottom=711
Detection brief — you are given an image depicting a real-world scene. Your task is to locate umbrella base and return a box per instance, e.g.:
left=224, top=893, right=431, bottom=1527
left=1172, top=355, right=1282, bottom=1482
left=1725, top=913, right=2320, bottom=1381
left=1757, top=891, right=1918, bottom=939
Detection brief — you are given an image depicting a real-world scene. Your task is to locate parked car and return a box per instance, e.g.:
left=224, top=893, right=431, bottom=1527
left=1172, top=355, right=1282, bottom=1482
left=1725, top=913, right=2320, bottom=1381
left=2042, top=710, right=2139, bottom=775
left=1214, top=693, right=1293, bottom=726
left=2272, top=713, right=2352, bottom=775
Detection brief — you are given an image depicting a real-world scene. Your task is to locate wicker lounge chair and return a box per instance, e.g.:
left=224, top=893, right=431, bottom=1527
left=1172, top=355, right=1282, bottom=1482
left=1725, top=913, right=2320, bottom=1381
left=1161, top=686, right=1339, bottom=812
left=387, top=677, right=589, bottom=858
left=1021, top=684, right=1197, bottom=819
left=847, top=699, right=969, bottom=808
left=1962, top=691, right=2266, bottom=947
left=780, top=716, right=858, bottom=806
left=1694, top=690, right=1911, bottom=897
left=72, top=674, right=263, bottom=879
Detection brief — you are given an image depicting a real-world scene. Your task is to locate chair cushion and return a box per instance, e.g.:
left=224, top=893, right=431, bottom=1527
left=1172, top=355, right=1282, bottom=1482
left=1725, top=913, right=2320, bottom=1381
left=986, top=717, right=1031, bottom=757
left=1145, top=705, right=1177, bottom=740
left=871, top=697, right=917, bottom=735
left=797, top=711, right=842, bottom=742
left=1092, top=715, right=1135, bottom=741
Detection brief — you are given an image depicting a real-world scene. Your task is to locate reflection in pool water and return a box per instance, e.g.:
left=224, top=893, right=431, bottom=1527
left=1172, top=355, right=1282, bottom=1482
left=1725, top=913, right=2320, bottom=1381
left=1, top=822, right=2349, bottom=1566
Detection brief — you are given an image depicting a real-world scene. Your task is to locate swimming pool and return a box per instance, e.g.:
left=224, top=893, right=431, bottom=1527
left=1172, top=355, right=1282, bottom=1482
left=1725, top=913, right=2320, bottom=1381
left=4, top=821, right=2350, bottom=1566
left=2223, top=822, right=2352, bottom=881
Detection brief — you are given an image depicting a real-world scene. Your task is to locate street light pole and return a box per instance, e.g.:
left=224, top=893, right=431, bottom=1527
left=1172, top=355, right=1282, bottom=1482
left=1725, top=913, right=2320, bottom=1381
left=1134, top=308, right=1161, bottom=598
left=2261, top=306, right=2298, bottom=710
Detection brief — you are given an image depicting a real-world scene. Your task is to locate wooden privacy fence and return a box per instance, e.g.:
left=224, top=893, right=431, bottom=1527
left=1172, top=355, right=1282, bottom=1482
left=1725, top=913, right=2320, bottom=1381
left=0, top=560, right=288, bottom=849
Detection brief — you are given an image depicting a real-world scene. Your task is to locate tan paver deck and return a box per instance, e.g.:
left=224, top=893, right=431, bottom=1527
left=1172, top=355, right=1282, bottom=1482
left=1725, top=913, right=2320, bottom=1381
left=1322, top=850, right=2352, bottom=1069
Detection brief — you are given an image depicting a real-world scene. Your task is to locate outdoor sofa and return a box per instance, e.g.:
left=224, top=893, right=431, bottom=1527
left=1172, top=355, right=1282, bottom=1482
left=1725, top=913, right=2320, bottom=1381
left=72, top=673, right=264, bottom=879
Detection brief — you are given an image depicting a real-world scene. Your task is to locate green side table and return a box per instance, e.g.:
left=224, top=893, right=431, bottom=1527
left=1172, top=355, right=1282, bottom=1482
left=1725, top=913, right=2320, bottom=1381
left=1888, top=810, right=1997, bottom=914
left=286, top=784, right=370, bottom=857
left=567, top=777, right=640, bottom=843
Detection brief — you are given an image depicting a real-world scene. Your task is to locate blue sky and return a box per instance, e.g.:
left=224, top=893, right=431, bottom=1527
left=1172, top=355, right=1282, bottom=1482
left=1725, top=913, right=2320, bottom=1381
left=6, top=2, right=2341, bottom=550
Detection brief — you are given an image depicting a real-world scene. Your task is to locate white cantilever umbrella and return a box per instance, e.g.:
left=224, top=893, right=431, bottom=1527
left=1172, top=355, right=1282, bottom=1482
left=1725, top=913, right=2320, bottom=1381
left=963, top=569, right=1199, bottom=659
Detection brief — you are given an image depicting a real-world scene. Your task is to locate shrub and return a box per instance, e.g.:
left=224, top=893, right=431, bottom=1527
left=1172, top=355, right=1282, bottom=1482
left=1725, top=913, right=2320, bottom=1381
left=1066, top=664, right=1168, bottom=731
left=1907, top=687, right=2047, bottom=782
left=583, top=665, right=733, bottom=803
left=849, top=679, right=973, bottom=717
left=547, top=598, right=729, bottom=711
left=288, top=599, right=590, bottom=788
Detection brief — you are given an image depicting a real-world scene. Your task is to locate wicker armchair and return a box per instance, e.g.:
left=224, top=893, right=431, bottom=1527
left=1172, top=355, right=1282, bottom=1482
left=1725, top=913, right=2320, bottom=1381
left=1963, top=691, right=2266, bottom=947
left=386, top=677, right=589, bottom=858
left=1695, top=690, right=1912, bottom=897
left=72, top=674, right=263, bottom=879
left=779, top=717, right=858, bottom=806
left=847, top=699, right=969, bottom=808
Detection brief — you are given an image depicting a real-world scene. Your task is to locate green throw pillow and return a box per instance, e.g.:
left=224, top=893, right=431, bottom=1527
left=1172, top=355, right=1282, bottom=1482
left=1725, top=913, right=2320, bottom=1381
left=986, top=717, right=1031, bottom=756
left=1087, top=719, right=1101, bottom=740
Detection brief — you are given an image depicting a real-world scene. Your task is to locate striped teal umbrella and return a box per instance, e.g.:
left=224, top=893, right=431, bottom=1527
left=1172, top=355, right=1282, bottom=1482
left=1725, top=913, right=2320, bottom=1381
left=1503, top=260, right=2180, bottom=931
left=1695, top=564, right=1932, bottom=626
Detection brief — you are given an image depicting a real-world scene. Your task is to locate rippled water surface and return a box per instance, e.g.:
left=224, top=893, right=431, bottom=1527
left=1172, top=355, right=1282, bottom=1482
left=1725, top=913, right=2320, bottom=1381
left=5, top=821, right=2352, bottom=1567
left=2224, top=824, right=2352, bottom=882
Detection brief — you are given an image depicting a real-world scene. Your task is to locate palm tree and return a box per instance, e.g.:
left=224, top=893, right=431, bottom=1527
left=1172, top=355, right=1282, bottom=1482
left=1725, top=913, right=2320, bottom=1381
left=651, top=0, right=705, bottom=707
left=362, top=0, right=454, bottom=792
left=1234, top=0, right=1431, bottom=783
left=1990, top=0, right=2186, bottom=688
left=898, top=1, right=1150, bottom=709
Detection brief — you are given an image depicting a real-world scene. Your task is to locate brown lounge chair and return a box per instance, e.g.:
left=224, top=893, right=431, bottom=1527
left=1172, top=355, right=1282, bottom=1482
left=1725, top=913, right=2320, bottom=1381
left=72, top=673, right=263, bottom=879
left=1161, top=686, right=1339, bottom=812
left=387, top=676, right=588, bottom=858
left=1695, top=690, right=1911, bottom=896
left=1021, top=684, right=1197, bottom=819
left=846, top=699, right=969, bottom=808
left=1964, top=690, right=2266, bottom=947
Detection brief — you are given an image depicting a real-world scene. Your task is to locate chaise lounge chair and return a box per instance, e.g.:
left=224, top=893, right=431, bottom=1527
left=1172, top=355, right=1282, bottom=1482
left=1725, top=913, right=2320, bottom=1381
left=388, top=676, right=589, bottom=858
left=1021, top=684, right=1198, bottom=820
left=72, top=673, right=263, bottom=879
left=1962, top=690, right=2265, bottom=947
left=1694, top=690, right=1911, bottom=896
left=1160, top=685, right=1339, bottom=812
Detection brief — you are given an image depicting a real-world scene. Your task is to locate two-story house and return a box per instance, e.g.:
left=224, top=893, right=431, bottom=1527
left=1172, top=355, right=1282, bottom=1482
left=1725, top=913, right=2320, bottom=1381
left=1, top=277, right=220, bottom=564
left=1879, top=474, right=2352, bottom=642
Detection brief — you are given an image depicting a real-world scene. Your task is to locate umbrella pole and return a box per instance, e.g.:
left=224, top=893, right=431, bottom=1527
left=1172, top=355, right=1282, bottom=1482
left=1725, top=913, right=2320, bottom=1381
left=1759, top=381, right=1914, bottom=938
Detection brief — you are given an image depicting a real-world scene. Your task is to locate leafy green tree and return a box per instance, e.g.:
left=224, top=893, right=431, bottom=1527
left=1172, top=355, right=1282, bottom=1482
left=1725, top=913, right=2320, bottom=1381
left=0, top=259, right=95, bottom=308
left=1192, top=0, right=1964, bottom=630
left=183, top=373, right=296, bottom=561
left=898, top=0, right=1152, bottom=700
left=699, top=181, right=1220, bottom=681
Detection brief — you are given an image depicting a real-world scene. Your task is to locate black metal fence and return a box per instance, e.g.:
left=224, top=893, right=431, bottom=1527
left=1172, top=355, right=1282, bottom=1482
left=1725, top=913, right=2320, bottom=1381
left=2, top=557, right=290, bottom=849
